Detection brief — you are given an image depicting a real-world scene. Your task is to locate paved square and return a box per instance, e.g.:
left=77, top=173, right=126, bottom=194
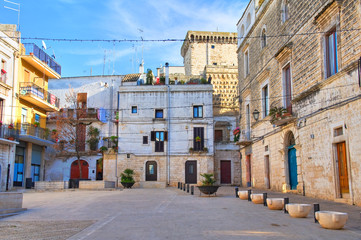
left=1, top=188, right=361, bottom=240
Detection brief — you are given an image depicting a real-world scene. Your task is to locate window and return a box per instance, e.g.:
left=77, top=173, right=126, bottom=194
left=151, top=131, right=167, bottom=152
left=132, top=106, right=137, bottom=114
left=282, top=0, right=289, bottom=23
left=21, top=108, right=27, bottom=123
left=213, top=62, right=217, bottom=65
left=193, top=106, right=203, bottom=118
left=193, top=127, right=204, bottom=151
left=0, top=99, right=3, bottom=122
left=334, top=127, right=343, bottom=137
left=244, top=49, right=249, bottom=77
left=35, top=114, right=40, bottom=122
left=283, top=64, right=292, bottom=113
left=211, top=45, right=215, bottom=49
left=262, top=84, right=269, bottom=117
left=325, top=30, right=338, bottom=78
left=143, top=136, right=148, bottom=144
left=31, top=164, right=40, bottom=182
left=155, top=109, right=163, bottom=119
left=215, top=130, right=223, bottom=142
left=246, top=13, right=251, bottom=29
left=261, top=28, right=267, bottom=48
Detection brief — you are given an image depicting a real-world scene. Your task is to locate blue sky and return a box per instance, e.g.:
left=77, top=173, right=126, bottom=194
left=1, top=0, right=247, bottom=77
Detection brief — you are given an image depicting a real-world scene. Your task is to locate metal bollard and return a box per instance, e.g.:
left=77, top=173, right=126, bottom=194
left=248, top=189, right=252, bottom=202
left=314, top=204, right=320, bottom=223
left=187, top=184, right=189, bottom=193
left=284, top=198, right=289, bottom=214
left=180, top=182, right=182, bottom=190
left=183, top=183, right=186, bottom=191
left=263, top=193, right=267, bottom=206
left=191, top=186, right=194, bottom=195
left=235, top=187, right=239, bottom=198
left=178, top=182, right=180, bottom=189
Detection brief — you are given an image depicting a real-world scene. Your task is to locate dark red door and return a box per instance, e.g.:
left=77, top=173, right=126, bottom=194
left=220, top=160, right=231, bottom=184
left=246, top=155, right=252, bottom=187
left=70, top=160, right=89, bottom=179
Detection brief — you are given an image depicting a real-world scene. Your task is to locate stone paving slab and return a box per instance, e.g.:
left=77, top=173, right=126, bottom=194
left=1, top=187, right=361, bottom=240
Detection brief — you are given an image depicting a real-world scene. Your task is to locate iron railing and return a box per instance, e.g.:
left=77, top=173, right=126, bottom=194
left=23, top=43, right=61, bottom=75
left=19, top=82, right=60, bottom=109
left=16, top=123, right=55, bottom=142
left=0, top=124, right=19, bottom=141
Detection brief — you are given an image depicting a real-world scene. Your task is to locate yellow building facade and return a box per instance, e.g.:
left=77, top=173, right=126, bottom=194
left=13, top=43, right=61, bottom=188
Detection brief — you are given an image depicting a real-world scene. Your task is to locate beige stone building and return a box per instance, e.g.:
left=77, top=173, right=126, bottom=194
left=181, top=31, right=241, bottom=185
left=237, top=0, right=361, bottom=205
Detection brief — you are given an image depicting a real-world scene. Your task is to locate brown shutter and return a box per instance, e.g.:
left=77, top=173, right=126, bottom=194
left=164, top=131, right=168, bottom=141
left=151, top=131, right=155, bottom=141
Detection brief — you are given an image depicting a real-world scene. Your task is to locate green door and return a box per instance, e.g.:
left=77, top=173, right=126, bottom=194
left=288, top=146, right=298, bottom=190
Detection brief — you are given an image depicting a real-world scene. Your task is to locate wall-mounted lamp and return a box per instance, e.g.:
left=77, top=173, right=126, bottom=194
left=253, top=109, right=260, bottom=121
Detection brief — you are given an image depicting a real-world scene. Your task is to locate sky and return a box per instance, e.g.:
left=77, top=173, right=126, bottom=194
left=1, top=0, right=247, bottom=77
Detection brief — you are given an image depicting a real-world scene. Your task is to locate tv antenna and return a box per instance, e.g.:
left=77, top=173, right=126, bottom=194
left=4, top=0, right=20, bottom=31
left=42, top=40, right=47, bottom=50
left=138, top=28, right=144, bottom=66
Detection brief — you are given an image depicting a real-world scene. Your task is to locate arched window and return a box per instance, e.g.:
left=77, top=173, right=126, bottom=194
left=240, top=25, right=245, bottom=38
left=282, top=0, right=289, bottom=23
left=261, top=27, right=267, bottom=48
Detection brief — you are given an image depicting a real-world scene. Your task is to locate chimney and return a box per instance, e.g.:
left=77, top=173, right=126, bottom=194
left=165, top=62, right=169, bottom=85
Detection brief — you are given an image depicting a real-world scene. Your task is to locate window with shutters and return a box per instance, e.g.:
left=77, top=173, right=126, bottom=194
left=325, top=29, right=338, bottom=78
left=193, top=105, right=203, bottom=118
left=151, top=131, right=167, bottom=152
left=193, top=127, right=204, bottom=151
left=143, top=136, right=148, bottom=144
left=215, top=129, right=223, bottom=143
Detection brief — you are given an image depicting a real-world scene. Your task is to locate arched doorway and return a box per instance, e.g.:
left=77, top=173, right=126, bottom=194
left=70, top=160, right=89, bottom=179
left=286, top=132, right=297, bottom=190
left=145, top=161, right=157, bottom=181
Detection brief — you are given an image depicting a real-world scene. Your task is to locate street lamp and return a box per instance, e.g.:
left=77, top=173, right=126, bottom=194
left=253, top=109, right=260, bottom=121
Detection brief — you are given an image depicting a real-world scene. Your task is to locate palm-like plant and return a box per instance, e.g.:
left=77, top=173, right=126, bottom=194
left=200, top=173, right=216, bottom=186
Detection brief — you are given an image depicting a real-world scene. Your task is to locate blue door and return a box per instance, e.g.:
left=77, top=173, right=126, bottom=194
left=288, top=146, right=298, bottom=190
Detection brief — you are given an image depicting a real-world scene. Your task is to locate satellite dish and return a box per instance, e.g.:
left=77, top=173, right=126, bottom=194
left=42, top=40, right=47, bottom=50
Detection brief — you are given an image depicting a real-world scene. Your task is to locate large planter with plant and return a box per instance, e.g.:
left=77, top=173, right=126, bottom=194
left=197, top=173, right=220, bottom=196
left=120, top=168, right=135, bottom=189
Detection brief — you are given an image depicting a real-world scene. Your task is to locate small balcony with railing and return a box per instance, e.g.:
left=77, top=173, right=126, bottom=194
left=19, top=82, right=60, bottom=111
left=269, top=106, right=296, bottom=127
left=22, top=43, right=61, bottom=79
left=47, top=108, right=106, bottom=123
left=0, top=124, right=19, bottom=143
left=236, top=130, right=253, bottom=146
left=17, top=123, right=55, bottom=146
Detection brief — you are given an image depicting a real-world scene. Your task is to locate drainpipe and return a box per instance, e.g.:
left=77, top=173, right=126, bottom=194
left=114, top=83, right=119, bottom=188
left=165, top=63, right=170, bottom=185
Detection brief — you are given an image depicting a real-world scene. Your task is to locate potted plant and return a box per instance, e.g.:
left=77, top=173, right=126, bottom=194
left=34, top=121, right=40, bottom=127
left=269, top=106, right=287, bottom=123
left=99, top=146, right=108, bottom=153
left=195, top=136, right=201, bottom=142
left=197, top=173, right=220, bottom=196
left=8, top=124, right=14, bottom=129
left=44, top=128, right=50, bottom=139
left=120, top=168, right=135, bottom=188
left=87, top=126, right=100, bottom=151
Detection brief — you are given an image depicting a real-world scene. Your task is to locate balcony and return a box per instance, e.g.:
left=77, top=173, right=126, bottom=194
left=236, top=130, right=252, bottom=146
left=0, top=124, right=19, bottom=143
left=22, top=43, right=61, bottom=79
left=17, top=123, right=55, bottom=146
left=47, top=108, right=105, bottom=123
left=270, top=106, right=296, bottom=127
left=19, top=82, right=60, bottom=111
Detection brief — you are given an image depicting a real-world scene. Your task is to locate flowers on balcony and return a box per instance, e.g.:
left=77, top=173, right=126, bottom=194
left=233, top=127, right=240, bottom=142
left=269, top=107, right=287, bottom=123
left=8, top=124, right=14, bottom=129
left=195, top=136, right=201, bottom=142
left=33, top=121, right=40, bottom=127
left=0, top=121, right=2, bottom=126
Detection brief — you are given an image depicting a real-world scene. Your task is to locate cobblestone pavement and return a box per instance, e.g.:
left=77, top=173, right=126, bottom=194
left=0, top=187, right=360, bottom=240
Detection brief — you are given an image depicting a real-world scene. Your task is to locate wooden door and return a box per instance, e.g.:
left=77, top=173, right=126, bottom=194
left=185, top=161, right=197, bottom=184
left=288, top=146, right=298, bottom=190
left=146, top=161, right=157, bottom=181
left=264, top=155, right=270, bottom=189
left=70, top=160, right=89, bottom=179
left=246, top=155, right=251, bottom=187
left=220, top=160, right=231, bottom=184
left=337, top=142, right=349, bottom=194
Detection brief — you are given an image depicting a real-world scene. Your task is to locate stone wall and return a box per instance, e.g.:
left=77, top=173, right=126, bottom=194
left=237, top=0, right=361, bottom=205
left=35, top=181, right=68, bottom=191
